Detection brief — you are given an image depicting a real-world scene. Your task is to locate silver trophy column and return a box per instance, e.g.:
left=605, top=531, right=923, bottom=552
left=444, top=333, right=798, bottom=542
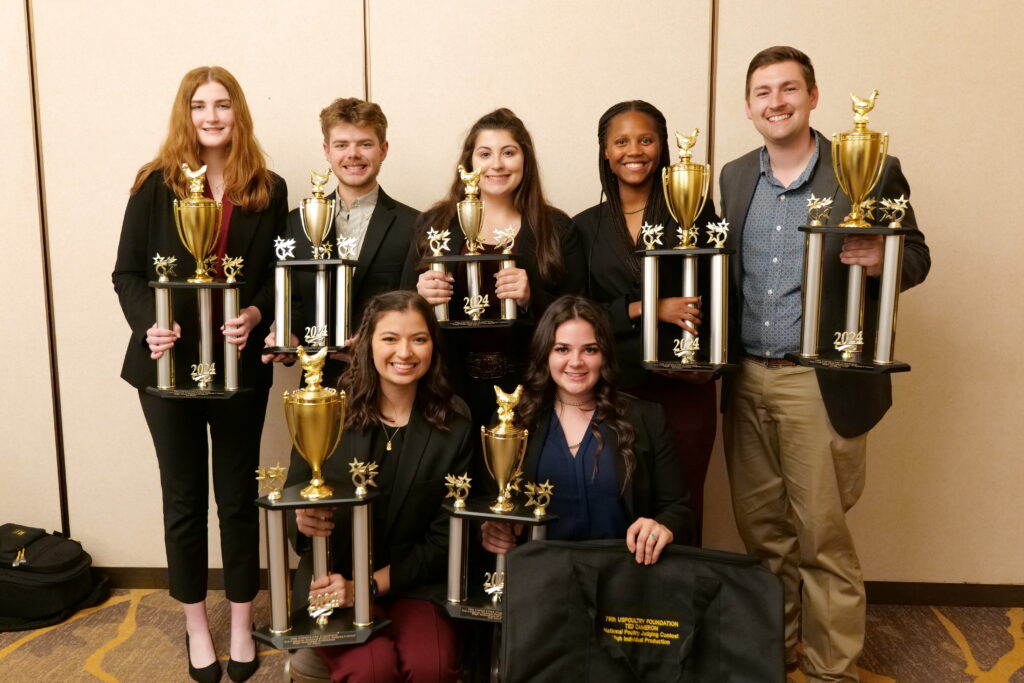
left=335, top=263, right=353, bottom=345
left=198, top=289, right=214, bottom=369
left=274, top=265, right=291, bottom=347
left=222, top=286, right=240, bottom=391
left=155, top=287, right=174, bottom=389
left=680, top=254, right=698, bottom=351
left=351, top=502, right=374, bottom=627
left=708, top=253, right=729, bottom=365
left=446, top=517, right=469, bottom=603
left=641, top=254, right=659, bottom=362
left=314, top=266, right=330, bottom=343
left=263, top=508, right=292, bottom=635
left=874, top=234, right=905, bottom=364
left=499, top=257, right=517, bottom=321
left=431, top=262, right=449, bottom=322
left=800, top=232, right=826, bottom=357
left=466, top=261, right=484, bottom=321
left=844, top=264, right=866, bottom=359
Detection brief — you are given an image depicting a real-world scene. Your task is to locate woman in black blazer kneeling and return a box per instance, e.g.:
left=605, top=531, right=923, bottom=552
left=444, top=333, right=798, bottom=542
left=481, top=295, right=694, bottom=565
left=112, top=66, right=286, bottom=682
left=289, top=291, right=471, bottom=682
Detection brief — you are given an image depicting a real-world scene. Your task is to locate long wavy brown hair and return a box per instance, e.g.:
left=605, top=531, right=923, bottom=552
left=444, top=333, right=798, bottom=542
left=340, top=291, right=454, bottom=431
left=416, top=108, right=565, bottom=282
left=130, top=66, right=273, bottom=211
left=518, top=295, right=637, bottom=484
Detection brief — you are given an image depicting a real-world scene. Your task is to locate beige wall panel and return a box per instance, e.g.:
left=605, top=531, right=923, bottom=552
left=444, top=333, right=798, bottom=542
left=31, top=0, right=363, bottom=568
left=0, top=3, right=61, bottom=530
left=711, top=1, right=1023, bottom=583
left=369, top=0, right=713, bottom=217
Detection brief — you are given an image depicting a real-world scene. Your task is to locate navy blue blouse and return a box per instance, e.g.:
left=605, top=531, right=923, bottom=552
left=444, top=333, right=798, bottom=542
left=536, top=412, right=628, bottom=540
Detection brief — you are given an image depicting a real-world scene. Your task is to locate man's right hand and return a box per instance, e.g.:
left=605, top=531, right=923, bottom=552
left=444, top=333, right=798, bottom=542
left=261, top=332, right=299, bottom=364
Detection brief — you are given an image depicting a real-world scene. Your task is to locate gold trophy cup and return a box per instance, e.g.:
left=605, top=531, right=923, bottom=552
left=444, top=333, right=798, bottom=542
left=173, top=164, right=223, bottom=282
left=662, top=129, right=710, bottom=249
left=481, top=385, right=528, bottom=513
left=833, top=91, right=889, bottom=227
left=283, top=346, right=346, bottom=500
left=456, top=164, right=484, bottom=254
left=301, top=168, right=337, bottom=259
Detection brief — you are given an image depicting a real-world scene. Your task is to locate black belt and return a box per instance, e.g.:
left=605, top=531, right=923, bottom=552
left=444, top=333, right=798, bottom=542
left=744, top=353, right=798, bottom=368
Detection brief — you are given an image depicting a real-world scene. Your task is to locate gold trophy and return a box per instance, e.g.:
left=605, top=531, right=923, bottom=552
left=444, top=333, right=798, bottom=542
left=283, top=346, right=346, bottom=500
left=662, top=128, right=710, bottom=250
left=173, top=164, right=222, bottom=283
left=833, top=91, right=888, bottom=228
left=457, top=165, right=489, bottom=320
left=301, top=168, right=337, bottom=259
left=481, top=385, right=528, bottom=513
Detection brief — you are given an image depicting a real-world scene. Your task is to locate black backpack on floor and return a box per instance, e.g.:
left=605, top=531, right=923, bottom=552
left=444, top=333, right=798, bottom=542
left=0, top=523, right=110, bottom=632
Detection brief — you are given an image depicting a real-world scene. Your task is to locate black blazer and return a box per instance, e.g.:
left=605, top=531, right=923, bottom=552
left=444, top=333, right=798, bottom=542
left=287, top=186, right=419, bottom=337
left=287, top=400, right=473, bottom=600
left=113, top=171, right=288, bottom=389
left=514, top=396, right=695, bottom=544
left=718, top=130, right=930, bottom=436
left=574, top=199, right=719, bottom=389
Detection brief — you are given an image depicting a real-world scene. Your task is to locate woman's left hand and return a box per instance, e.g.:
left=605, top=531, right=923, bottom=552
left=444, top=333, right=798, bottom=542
left=494, top=266, right=530, bottom=308
left=223, top=306, right=262, bottom=350
left=309, top=572, right=354, bottom=609
left=626, top=517, right=673, bottom=565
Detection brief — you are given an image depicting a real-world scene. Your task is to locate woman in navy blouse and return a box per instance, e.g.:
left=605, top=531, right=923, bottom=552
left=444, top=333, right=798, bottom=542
left=480, top=295, right=694, bottom=564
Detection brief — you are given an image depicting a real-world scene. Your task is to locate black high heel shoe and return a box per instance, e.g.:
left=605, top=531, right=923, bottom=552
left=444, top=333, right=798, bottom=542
left=226, top=629, right=259, bottom=682
left=185, top=633, right=222, bottom=683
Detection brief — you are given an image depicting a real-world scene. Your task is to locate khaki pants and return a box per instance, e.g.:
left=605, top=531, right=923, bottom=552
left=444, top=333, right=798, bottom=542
left=724, top=359, right=867, bottom=682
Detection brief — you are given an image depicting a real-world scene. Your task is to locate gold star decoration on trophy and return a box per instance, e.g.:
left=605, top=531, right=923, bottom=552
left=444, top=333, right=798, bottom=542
left=427, top=227, right=451, bottom=256
left=675, top=224, right=699, bottom=249
left=880, top=195, right=909, bottom=227
left=202, top=255, right=218, bottom=278
left=494, top=225, right=520, bottom=254
left=806, top=194, right=834, bottom=226
left=445, top=473, right=472, bottom=509
left=858, top=199, right=877, bottom=222
left=255, top=463, right=287, bottom=501
left=524, top=480, right=554, bottom=518
left=350, top=459, right=379, bottom=497
left=313, top=241, right=333, bottom=260
left=673, top=337, right=700, bottom=364
left=190, top=362, right=216, bottom=390
left=640, top=222, right=664, bottom=250
left=705, top=219, right=730, bottom=249
left=337, top=236, right=358, bottom=260
left=674, top=128, right=699, bottom=162
left=274, top=236, right=296, bottom=260
left=153, top=254, right=177, bottom=282
left=221, top=255, right=244, bottom=284
left=308, top=591, right=341, bottom=626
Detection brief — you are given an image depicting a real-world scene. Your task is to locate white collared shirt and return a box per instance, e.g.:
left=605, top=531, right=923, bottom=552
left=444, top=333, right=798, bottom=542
left=334, top=185, right=379, bottom=259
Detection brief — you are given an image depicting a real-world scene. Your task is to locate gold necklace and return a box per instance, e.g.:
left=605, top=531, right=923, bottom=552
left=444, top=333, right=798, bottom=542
left=623, top=204, right=646, bottom=215
left=380, top=422, right=403, bottom=451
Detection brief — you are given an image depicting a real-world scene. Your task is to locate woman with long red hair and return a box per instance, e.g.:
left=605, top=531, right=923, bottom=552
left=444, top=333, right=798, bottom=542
left=113, top=66, right=287, bottom=682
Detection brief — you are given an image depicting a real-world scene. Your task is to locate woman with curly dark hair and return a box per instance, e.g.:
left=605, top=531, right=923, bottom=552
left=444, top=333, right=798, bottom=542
left=286, top=290, right=472, bottom=681
left=481, top=295, right=694, bottom=565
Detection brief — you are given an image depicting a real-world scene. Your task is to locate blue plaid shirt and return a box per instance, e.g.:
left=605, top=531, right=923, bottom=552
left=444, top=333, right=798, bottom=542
left=740, top=139, right=820, bottom=357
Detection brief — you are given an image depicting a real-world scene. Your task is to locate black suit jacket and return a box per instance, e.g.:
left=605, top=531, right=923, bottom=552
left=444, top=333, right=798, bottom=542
left=287, top=400, right=473, bottom=600
left=513, top=396, right=695, bottom=544
left=574, top=199, right=719, bottom=389
left=113, top=171, right=288, bottom=389
left=718, top=130, right=930, bottom=436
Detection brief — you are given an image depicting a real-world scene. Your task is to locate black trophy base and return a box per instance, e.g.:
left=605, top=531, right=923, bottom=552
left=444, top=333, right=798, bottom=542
left=641, top=361, right=737, bottom=374
left=264, top=345, right=347, bottom=355
left=444, top=589, right=503, bottom=623
left=444, top=497, right=557, bottom=526
left=144, top=386, right=250, bottom=400
left=256, top=481, right=379, bottom=511
left=254, top=612, right=390, bottom=650
left=784, top=353, right=911, bottom=374
left=438, top=319, right=516, bottom=330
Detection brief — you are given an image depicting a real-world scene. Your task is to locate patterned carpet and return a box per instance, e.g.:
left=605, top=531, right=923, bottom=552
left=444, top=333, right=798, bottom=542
left=1, top=590, right=1021, bottom=682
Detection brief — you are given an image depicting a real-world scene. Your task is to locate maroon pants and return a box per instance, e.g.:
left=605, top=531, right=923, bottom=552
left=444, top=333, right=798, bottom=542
left=316, top=598, right=460, bottom=683
left=629, top=378, right=718, bottom=546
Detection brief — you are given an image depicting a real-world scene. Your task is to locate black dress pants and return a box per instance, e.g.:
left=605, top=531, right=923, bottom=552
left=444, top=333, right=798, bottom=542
left=138, top=387, right=269, bottom=603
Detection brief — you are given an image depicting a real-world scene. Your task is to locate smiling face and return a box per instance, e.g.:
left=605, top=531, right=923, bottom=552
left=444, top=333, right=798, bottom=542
left=745, top=59, right=818, bottom=148
left=603, top=110, right=661, bottom=189
left=190, top=81, right=234, bottom=150
left=548, top=318, right=603, bottom=403
left=371, top=309, right=432, bottom=393
left=471, top=128, right=524, bottom=199
left=324, top=121, right=388, bottom=197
